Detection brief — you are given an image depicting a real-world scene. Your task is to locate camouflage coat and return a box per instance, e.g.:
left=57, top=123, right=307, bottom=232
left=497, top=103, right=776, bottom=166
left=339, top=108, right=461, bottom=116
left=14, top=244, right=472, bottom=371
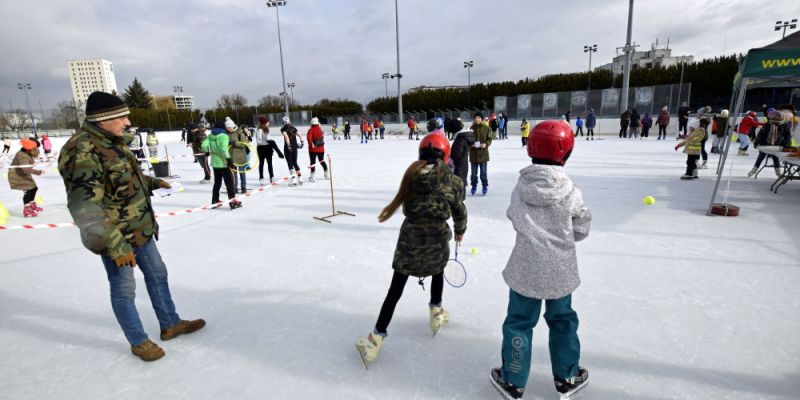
left=227, top=128, right=249, bottom=166
left=392, top=160, right=467, bottom=277
left=58, top=123, right=164, bottom=260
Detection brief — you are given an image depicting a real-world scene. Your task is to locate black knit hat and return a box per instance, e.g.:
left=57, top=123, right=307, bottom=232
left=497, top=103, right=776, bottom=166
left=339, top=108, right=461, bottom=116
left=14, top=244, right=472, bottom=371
left=85, top=91, right=130, bottom=123
left=474, top=112, right=484, bottom=119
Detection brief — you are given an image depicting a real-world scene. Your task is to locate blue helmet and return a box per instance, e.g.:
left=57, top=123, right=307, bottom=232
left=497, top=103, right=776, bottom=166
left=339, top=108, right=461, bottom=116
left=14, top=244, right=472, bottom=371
left=427, top=117, right=444, bottom=132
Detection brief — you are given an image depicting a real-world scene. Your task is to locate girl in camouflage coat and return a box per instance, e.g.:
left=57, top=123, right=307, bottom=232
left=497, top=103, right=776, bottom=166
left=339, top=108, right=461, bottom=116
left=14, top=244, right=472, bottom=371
left=356, top=134, right=467, bottom=367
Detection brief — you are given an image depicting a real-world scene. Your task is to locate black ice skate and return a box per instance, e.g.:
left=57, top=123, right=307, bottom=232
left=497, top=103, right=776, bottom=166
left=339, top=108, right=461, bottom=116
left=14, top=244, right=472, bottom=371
left=554, top=367, right=589, bottom=399
left=490, top=368, right=524, bottom=400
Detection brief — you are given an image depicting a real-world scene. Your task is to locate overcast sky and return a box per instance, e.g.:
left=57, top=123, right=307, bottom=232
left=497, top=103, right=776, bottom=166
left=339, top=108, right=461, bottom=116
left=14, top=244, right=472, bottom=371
left=1, top=0, right=798, bottom=111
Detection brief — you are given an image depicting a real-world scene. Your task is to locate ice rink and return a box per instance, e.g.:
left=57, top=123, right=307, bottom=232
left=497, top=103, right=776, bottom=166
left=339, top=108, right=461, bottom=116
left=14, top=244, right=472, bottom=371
left=1, top=130, right=798, bottom=400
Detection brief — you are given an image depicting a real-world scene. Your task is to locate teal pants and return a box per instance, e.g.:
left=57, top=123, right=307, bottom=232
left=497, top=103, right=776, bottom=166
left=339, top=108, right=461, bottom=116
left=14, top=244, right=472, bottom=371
left=501, top=289, right=580, bottom=388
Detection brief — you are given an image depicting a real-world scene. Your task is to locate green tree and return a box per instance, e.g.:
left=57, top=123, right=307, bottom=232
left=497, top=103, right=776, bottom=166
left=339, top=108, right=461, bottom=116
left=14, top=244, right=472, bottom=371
left=122, top=78, right=153, bottom=109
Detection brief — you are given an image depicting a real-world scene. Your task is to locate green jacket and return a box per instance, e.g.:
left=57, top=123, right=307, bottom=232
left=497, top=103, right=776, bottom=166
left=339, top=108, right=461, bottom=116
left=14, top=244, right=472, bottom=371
left=392, top=161, right=467, bottom=277
left=58, top=123, right=164, bottom=260
left=469, top=123, right=493, bottom=163
left=227, top=128, right=249, bottom=166
left=201, top=130, right=231, bottom=168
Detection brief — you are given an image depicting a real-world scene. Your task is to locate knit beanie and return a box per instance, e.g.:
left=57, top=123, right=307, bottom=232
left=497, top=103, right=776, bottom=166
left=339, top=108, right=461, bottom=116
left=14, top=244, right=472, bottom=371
left=311, top=117, right=319, bottom=125
left=224, top=117, right=236, bottom=129
left=258, top=116, right=269, bottom=125
left=21, top=139, right=37, bottom=151
left=85, top=91, right=129, bottom=122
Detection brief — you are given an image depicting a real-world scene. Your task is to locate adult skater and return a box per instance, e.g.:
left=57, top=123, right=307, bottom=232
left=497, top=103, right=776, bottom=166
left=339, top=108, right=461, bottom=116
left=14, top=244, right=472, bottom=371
left=451, top=120, right=477, bottom=197
left=355, top=134, right=467, bottom=367
left=225, top=117, right=250, bottom=193
left=58, top=91, right=205, bottom=362
left=656, top=106, right=670, bottom=140
left=190, top=123, right=211, bottom=184
left=628, top=108, right=641, bottom=139
left=343, top=120, right=351, bottom=140
left=585, top=109, right=596, bottom=140
left=307, top=117, right=329, bottom=181
left=677, top=101, right=691, bottom=138
left=146, top=128, right=158, bottom=158
left=202, top=121, right=242, bottom=209
left=281, top=116, right=304, bottom=186
left=619, top=109, right=630, bottom=138
left=748, top=109, right=792, bottom=178
left=2, top=136, right=11, bottom=154
left=255, top=117, right=284, bottom=185
left=470, top=112, right=493, bottom=196
left=490, top=120, right=591, bottom=400
left=9, top=138, right=45, bottom=217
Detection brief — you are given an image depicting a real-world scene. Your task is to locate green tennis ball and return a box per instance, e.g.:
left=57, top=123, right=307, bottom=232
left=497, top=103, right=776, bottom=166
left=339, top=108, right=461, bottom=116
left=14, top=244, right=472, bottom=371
left=470, top=247, right=478, bottom=255
left=643, top=195, right=656, bottom=205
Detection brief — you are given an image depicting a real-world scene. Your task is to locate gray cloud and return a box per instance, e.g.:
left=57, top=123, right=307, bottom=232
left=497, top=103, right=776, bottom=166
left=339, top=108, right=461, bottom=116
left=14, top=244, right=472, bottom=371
left=1, top=0, right=798, bottom=112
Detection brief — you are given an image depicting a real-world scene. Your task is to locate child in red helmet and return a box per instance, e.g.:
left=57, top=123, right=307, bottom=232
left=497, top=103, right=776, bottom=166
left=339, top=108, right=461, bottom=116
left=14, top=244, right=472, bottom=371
left=9, top=139, right=46, bottom=217
left=356, top=134, right=467, bottom=368
left=490, top=120, right=592, bottom=400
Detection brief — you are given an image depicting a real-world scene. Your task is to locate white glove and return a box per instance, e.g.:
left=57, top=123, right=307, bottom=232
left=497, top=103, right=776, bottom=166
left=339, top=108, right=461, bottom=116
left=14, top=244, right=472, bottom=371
left=473, top=142, right=482, bottom=148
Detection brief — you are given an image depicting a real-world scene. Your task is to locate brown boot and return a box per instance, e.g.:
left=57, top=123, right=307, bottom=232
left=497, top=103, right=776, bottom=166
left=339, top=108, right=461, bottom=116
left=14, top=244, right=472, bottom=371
left=160, top=319, right=206, bottom=341
left=131, top=339, right=165, bottom=362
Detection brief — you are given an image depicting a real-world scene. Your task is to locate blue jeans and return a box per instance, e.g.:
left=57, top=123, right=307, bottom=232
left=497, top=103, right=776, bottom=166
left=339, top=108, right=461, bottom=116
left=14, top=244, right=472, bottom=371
left=470, top=162, right=488, bottom=187
left=100, top=238, right=180, bottom=346
left=501, top=289, right=580, bottom=388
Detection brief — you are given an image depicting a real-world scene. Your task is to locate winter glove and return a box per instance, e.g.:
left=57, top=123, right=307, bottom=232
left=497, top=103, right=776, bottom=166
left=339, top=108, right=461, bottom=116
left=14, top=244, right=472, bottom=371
left=674, top=144, right=680, bottom=151
left=298, top=141, right=305, bottom=149
left=114, top=252, right=137, bottom=268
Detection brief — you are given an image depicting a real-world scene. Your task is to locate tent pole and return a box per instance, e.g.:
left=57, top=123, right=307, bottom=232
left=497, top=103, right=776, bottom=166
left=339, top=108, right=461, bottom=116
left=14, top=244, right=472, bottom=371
left=707, top=79, right=748, bottom=215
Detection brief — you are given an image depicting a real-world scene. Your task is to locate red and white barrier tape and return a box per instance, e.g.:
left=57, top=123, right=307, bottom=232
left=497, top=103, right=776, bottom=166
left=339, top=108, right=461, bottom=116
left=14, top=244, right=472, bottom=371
left=0, top=175, right=291, bottom=230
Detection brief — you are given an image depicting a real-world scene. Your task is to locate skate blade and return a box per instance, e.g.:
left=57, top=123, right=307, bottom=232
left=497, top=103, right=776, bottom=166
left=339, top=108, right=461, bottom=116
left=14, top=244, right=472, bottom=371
left=355, top=340, right=369, bottom=370
left=489, top=375, right=517, bottom=400
left=560, top=381, right=589, bottom=400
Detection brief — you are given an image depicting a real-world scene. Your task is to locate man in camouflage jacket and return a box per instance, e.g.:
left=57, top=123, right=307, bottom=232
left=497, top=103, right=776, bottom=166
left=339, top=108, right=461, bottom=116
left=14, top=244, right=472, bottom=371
left=58, top=92, right=205, bottom=362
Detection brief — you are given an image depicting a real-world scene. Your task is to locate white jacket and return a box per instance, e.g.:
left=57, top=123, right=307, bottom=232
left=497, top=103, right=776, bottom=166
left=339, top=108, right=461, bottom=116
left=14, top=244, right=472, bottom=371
left=502, top=164, right=591, bottom=300
left=255, top=128, right=271, bottom=146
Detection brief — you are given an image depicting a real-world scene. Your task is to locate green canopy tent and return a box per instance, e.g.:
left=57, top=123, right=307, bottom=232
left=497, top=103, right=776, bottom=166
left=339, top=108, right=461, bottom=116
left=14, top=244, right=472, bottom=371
left=708, top=31, right=800, bottom=215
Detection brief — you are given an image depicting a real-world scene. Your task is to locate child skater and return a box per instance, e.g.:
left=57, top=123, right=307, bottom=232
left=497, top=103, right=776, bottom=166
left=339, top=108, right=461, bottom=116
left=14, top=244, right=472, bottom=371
left=674, top=119, right=706, bottom=180
left=356, top=134, right=467, bottom=367
left=490, top=120, right=592, bottom=400
left=9, top=139, right=45, bottom=217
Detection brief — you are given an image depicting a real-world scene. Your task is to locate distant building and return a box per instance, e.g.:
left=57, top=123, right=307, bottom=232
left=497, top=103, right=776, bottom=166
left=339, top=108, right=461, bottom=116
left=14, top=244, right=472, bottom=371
left=173, top=95, right=194, bottom=110
left=67, top=58, right=119, bottom=120
left=595, top=42, right=693, bottom=75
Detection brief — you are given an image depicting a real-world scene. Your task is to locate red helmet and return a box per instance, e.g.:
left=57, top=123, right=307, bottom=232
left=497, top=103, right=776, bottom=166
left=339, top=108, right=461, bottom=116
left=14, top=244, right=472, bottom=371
left=419, top=133, right=450, bottom=163
left=746, top=111, right=757, bottom=118
left=527, top=120, right=575, bottom=165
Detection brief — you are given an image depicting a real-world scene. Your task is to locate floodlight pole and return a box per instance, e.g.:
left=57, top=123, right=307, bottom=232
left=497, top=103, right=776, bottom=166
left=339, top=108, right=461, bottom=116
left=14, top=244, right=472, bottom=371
left=583, top=45, right=597, bottom=113
left=267, top=1, right=290, bottom=118
left=620, top=0, right=634, bottom=113
left=394, top=0, right=403, bottom=121
left=775, top=19, right=798, bottom=38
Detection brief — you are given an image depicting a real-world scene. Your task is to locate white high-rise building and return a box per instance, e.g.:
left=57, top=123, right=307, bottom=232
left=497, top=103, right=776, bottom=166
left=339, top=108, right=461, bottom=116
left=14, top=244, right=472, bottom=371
left=67, top=59, right=119, bottom=118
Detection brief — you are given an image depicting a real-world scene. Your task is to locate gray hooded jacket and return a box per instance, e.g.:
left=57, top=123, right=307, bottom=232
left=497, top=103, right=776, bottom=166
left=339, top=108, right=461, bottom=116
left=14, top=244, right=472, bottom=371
left=502, top=164, right=592, bottom=300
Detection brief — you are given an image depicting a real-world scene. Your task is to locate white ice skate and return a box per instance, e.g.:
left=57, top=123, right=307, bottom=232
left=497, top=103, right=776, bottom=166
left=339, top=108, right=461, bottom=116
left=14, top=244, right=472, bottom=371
left=429, top=306, right=449, bottom=337
left=775, top=167, right=782, bottom=177
left=748, top=167, right=758, bottom=178
left=259, top=179, right=266, bottom=186
left=355, top=333, right=385, bottom=369
left=289, top=173, right=298, bottom=187
left=298, top=175, right=304, bottom=185
left=324, top=170, right=330, bottom=180
left=309, top=173, right=316, bottom=182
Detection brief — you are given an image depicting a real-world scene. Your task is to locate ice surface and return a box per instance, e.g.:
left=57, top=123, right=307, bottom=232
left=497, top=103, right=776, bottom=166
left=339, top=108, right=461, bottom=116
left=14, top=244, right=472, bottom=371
left=1, top=132, right=798, bottom=399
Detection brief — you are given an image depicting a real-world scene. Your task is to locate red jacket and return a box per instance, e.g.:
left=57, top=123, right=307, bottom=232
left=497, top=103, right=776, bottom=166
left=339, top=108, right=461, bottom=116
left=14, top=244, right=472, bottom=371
left=737, top=115, right=763, bottom=134
left=407, top=119, right=415, bottom=128
left=373, top=119, right=380, bottom=129
left=307, top=125, right=325, bottom=153
left=656, top=110, right=670, bottom=126
left=361, top=120, right=369, bottom=132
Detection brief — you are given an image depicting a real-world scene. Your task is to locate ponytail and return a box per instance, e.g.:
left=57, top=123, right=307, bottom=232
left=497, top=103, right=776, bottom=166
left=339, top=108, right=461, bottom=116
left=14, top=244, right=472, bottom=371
left=378, top=160, right=428, bottom=222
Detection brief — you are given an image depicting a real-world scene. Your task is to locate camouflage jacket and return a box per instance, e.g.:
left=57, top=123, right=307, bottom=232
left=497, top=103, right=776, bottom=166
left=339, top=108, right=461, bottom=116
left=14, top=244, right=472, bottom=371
left=392, top=160, right=467, bottom=277
left=58, top=123, right=164, bottom=260
left=227, top=128, right=249, bottom=165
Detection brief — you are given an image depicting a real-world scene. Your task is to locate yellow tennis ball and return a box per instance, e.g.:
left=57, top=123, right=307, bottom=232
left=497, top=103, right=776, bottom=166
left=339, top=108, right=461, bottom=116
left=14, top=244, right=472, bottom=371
left=470, top=247, right=478, bottom=255
left=643, top=195, right=656, bottom=205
